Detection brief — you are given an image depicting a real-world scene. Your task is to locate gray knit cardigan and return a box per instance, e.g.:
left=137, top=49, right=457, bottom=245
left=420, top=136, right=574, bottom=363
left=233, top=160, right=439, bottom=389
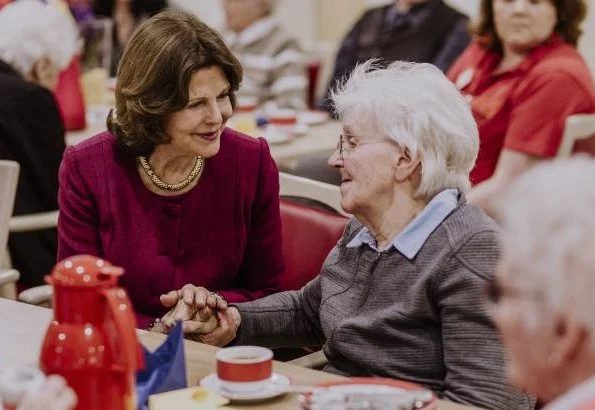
left=234, top=200, right=534, bottom=410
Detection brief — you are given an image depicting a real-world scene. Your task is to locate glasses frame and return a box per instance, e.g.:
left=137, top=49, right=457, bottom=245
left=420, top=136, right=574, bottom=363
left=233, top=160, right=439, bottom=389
left=335, top=134, right=393, bottom=159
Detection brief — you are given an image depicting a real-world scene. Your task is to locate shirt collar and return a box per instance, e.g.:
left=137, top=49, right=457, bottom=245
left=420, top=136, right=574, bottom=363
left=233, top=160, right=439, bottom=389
left=543, top=375, right=595, bottom=410
left=223, top=16, right=275, bottom=48
left=346, top=189, right=459, bottom=258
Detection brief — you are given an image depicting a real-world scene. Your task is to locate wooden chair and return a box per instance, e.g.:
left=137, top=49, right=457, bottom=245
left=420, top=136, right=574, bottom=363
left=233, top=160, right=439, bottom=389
left=0, top=160, right=20, bottom=299
left=557, top=114, right=595, bottom=157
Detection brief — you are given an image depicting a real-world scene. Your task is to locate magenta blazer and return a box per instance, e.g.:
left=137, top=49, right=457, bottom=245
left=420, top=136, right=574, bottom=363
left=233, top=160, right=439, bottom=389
left=57, top=128, right=284, bottom=327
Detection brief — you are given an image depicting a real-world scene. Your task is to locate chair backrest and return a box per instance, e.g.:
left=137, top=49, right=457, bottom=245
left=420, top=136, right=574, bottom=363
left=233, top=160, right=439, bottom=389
left=279, top=173, right=348, bottom=216
left=0, top=161, right=20, bottom=268
left=557, top=114, right=595, bottom=157
left=278, top=173, right=349, bottom=291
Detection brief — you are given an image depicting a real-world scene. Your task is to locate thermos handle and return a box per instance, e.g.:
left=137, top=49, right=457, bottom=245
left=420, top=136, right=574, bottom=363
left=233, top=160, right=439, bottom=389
left=102, top=288, right=145, bottom=374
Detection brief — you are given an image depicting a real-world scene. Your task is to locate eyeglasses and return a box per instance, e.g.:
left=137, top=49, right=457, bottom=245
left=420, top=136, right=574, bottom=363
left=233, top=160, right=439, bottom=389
left=484, top=278, right=542, bottom=306
left=335, top=134, right=391, bottom=158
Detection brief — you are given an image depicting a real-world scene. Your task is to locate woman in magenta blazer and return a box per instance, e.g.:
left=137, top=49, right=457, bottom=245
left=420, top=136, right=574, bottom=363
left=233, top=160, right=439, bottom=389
left=57, top=10, right=284, bottom=328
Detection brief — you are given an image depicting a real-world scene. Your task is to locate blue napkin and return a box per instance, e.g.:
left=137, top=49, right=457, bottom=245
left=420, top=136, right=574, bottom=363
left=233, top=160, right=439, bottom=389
left=136, top=322, right=187, bottom=410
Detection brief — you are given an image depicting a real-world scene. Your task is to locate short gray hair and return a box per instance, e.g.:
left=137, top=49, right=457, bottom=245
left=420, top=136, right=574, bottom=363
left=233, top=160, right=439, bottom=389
left=496, top=157, right=595, bottom=339
left=331, top=60, right=479, bottom=199
left=0, top=0, right=78, bottom=77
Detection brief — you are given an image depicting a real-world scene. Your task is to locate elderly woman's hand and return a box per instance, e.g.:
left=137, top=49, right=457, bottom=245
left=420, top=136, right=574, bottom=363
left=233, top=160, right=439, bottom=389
left=17, top=375, right=77, bottom=410
left=195, top=307, right=242, bottom=347
left=158, top=284, right=227, bottom=337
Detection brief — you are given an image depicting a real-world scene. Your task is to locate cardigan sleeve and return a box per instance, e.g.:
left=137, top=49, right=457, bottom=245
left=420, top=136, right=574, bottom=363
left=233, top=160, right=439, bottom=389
left=232, top=275, right=325, bottom=348
left=217, top=138, right=284, bottom=303
left=57, top=146, right=103, bottom=260
left=433, top=230, right=534, bottom=410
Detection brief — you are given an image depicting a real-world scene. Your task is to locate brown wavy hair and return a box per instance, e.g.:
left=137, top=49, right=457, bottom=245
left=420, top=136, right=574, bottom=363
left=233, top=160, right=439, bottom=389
left=108, top=10, right=243, bottom=156
left=473, top=0, right=587, bottom=53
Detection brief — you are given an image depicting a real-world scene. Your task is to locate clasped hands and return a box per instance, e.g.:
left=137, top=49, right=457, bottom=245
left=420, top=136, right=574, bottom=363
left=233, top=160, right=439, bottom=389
left=154, top=284, right=240, bottom=346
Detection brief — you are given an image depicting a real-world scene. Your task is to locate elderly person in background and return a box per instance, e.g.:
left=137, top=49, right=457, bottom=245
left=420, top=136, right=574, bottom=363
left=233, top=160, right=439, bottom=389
left=448, top=0, right=595, bottom=214
left=0, top=0, right=78, bottom=287
left=319, top=0, right=470, bottom=115
left=58, top=10, right=284, bottom=329
left=492, top=157, right=595, bottom=410
left=221, top=0, right=306, bottom=111
left=159, top=60, right=534, bottom=410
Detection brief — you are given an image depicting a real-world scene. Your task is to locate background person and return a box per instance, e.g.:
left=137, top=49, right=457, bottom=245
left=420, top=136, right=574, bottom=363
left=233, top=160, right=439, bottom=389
left=0, top=0, right=78, bottom=286
left=319, top=0, right=470, bottom=114
left=221, top=0, right=307, bottom=111
left=448, top=0, right=595, bottom=214
left=492, top=157, right=595, bottom=410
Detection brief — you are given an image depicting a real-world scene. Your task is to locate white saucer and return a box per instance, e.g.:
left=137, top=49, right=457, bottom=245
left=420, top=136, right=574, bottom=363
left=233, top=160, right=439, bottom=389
left=297, top=110, right=329, bottom=125
left=199, top=372, right=291, bottom=401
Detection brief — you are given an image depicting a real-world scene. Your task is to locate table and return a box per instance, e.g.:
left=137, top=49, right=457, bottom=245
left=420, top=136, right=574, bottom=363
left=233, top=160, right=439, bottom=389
left=66, top=120, right=340, bottom=166
left=0, top=298, right=482, bottom=410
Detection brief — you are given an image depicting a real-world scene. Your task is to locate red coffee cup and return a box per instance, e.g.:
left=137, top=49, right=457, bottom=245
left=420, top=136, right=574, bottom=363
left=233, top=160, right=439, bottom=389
left=216, top=346, right=273, bottom=392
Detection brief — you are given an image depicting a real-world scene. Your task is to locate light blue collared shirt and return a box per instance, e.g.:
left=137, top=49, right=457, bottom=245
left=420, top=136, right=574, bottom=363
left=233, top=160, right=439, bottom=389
left=346, top=189, right=459, bottom=259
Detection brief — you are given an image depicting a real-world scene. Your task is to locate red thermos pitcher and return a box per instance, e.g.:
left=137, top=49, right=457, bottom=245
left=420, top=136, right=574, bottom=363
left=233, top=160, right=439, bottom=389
left=39, top=255, right=145, bottom=410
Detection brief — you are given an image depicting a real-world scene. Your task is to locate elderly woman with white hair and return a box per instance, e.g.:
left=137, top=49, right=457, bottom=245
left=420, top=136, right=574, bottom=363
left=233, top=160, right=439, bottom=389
left=157, top=60, right=533, bottom=410
left=221, top=0, right=306, bottom=110
left=492, top=157, right=595, bottom=410
left=0, top=0, right=78, bottom=286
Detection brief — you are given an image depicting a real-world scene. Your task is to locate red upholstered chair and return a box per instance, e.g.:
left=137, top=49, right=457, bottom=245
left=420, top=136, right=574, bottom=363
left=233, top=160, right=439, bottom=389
left=276, top=173, right=348, bottom=365
left=279, top=200, right=347, bottom=290
left=306, top=59, right=322, bottom=109
left=278, top=173, right=349, bottom=291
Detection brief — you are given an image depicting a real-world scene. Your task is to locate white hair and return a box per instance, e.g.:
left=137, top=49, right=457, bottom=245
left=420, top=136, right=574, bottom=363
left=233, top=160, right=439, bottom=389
left=330, top=60, right=479, bottom=199
left=0, top=0, right=78, bottom=77
left=496, top=157, right=595, bottom=341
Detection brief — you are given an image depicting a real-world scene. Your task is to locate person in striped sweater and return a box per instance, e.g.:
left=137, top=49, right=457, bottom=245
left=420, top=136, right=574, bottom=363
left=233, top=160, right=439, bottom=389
left=221, top=0, right=307, bottom=111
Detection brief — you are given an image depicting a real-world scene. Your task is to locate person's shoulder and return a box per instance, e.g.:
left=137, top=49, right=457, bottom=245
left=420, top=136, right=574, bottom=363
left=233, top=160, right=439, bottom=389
left=66, top=131, right=117, bottom=161
left=530, top=42, right=594, bottom=86
left=441, top=201, right=500, bottom=248
left=437, top=202, right=501, bottom=279
left=0, top=73, right=54, bottom=112
left=221, top=127, right=273, bottom=160
left=447, top=40, right=491, bottom=80
left=222, top=127, right=263, bottom=149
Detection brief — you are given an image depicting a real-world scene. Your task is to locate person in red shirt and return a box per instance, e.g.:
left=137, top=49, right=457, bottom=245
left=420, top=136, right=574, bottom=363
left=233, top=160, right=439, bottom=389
left=448, top=0, right=595, bottom=213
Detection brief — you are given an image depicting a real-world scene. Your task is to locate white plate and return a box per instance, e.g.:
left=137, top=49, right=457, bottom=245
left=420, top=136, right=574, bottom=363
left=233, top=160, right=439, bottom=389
left=297, top=110, right=329, bottom=125
left=199, top=372, right=291, bottom=401
left=328, top=384, right=406, bottom=394
left=265, top=126, right=293, bottom=144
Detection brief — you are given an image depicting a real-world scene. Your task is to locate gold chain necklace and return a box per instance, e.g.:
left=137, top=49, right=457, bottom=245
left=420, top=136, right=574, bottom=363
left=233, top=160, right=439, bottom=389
left=138, top=156, right=204, bottom=191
